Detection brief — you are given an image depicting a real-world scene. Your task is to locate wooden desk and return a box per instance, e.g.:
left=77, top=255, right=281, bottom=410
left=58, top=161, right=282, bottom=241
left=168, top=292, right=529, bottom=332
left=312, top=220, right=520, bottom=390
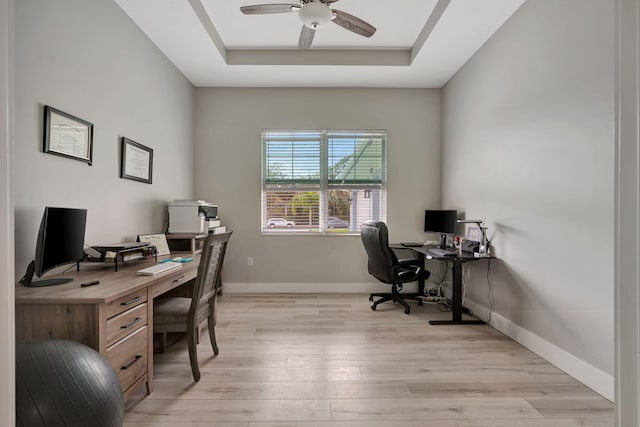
left=15, top=256, right=200, bottom=399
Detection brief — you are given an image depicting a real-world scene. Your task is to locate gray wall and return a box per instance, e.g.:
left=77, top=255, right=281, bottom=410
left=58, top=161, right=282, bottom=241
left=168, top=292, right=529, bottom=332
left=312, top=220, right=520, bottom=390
left=442, top=0, right=614, bottom=395
left=194, top=88, right=441, bottom=286
left=14, top=0, right=195, bottom=277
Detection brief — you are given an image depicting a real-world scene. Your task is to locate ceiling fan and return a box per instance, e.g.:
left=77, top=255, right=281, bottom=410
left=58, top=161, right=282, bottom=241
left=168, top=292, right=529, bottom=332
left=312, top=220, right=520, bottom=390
left=240, top=0, right=376, bottom=49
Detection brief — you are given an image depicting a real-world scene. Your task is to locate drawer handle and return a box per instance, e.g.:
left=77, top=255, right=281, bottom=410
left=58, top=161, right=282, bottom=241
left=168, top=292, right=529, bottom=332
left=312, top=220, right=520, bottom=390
left=120, top=317, right=142, bottom=329
left=121, top=355, right=143, bottom=370
left=172, top=275, right=185, bottom=283
left=121, top=296, right=142, bottom=306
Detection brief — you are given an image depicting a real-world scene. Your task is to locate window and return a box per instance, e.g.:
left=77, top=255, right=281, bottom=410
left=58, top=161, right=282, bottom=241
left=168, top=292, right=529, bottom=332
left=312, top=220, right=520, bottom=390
left=262, top=130, right=386, bottom=234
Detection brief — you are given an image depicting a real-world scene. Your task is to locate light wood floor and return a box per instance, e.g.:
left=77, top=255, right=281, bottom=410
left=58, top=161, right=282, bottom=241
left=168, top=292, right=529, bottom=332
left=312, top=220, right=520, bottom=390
left=124, top=294, right=614, bottom=426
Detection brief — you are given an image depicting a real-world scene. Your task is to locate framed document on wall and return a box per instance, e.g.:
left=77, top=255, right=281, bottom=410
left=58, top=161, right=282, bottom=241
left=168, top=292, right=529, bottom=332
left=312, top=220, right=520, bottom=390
left=43, top=105, right=94, bottom=165
left=121, top=137, right=153, bottom=184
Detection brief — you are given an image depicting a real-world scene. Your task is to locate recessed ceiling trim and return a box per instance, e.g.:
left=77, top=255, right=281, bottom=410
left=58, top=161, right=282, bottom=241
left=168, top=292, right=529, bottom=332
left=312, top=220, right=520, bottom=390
left=114, top=0, right=526, bottom=87
left=189, top=0, right=227, bottom=62
left=410, top=0, right=451, bottom=63
left=226, top=49, right=411, bottom=66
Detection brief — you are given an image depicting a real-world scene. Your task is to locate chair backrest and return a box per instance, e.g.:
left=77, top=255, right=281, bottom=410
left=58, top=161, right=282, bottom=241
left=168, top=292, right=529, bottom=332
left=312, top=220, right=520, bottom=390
left=360, top=221, right=399, bottom=284
left=188, top=231, right=232, bottom=320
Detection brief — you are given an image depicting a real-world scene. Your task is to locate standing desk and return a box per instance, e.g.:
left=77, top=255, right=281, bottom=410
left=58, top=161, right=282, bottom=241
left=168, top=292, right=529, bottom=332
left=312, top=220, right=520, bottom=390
left=396, top=244, right=493, bottom=325
left=15, top=255, right=200, bottom=399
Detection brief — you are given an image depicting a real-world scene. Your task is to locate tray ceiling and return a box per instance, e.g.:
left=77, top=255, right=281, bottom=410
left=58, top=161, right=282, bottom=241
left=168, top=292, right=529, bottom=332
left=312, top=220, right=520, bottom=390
left=114, top=0, right=526, bottom=87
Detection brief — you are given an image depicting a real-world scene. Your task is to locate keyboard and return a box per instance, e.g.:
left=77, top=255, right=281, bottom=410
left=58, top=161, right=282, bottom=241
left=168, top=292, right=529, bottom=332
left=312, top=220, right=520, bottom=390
left=401, top=242, right=424, bottom=248
left=428, top=248, right=458, bottom=257
left=137, top=262, right=181, bottom=276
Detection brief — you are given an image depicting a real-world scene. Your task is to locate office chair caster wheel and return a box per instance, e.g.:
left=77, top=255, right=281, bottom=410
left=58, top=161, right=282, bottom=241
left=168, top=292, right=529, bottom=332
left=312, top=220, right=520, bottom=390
left=371, top=305, right=376, bottom=311
left=404, top=308, right=410, bottom=315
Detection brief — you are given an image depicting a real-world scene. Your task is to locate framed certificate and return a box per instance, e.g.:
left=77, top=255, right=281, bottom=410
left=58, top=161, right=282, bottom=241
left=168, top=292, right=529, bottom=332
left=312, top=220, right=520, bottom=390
left=43, top=105, right=94, bottom=165
left=137, top=234, right=170, bottom=256
left=121, top=137, right=153, bottom=184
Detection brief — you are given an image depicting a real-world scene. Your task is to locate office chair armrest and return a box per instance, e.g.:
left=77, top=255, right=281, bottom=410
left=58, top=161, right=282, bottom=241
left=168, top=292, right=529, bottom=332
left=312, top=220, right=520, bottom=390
left=393, top=259, right=430, bottom=281
left=392, top=259, right=421, bottom=276
left=396, top=259, right=423, bottom=269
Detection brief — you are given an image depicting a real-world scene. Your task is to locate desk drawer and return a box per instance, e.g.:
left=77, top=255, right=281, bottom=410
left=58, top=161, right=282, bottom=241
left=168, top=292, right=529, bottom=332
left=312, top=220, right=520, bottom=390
left=106, top=303, right=147, bottom=347
left=106, top=290, right=147, bottom=319
left=152, top=270, right=195, bottom=299
left=107, top=326, right=148, bottom=393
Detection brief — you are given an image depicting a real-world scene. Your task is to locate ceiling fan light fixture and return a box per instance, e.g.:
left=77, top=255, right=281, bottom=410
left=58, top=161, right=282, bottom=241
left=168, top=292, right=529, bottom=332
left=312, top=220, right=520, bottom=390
left=299, top=2, right=333, bottom=30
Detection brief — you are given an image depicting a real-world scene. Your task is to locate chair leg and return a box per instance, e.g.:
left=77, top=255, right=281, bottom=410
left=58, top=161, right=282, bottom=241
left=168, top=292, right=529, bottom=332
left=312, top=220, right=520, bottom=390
left=371, top=294, right=393, bottom=310
left=187, top=325, right=201, bottom=382
left=208, top=317, right=219, bottom=356
left=392, top=285, right=411, bottom=314
left=392, top=285, right=412, bottom=315
left=395, top=296, right=411, bottom=314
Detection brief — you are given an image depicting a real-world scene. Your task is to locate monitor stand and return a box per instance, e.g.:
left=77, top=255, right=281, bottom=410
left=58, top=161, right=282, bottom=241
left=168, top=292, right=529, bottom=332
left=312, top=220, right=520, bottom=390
left=19, top=260, right=74, bottom=287
left=439, top=233, right=447, bottom=249
left=24, top=278, right=74, bottom=287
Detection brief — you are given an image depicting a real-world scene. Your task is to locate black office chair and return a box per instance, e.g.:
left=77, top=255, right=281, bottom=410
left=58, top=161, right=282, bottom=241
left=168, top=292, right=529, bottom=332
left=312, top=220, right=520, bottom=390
left=360, top=221, right=430, bottom=314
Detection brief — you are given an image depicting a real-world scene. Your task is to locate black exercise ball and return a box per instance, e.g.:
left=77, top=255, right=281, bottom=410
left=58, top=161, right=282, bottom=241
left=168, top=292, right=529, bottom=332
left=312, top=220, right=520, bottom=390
left=16, top=339, right=124, bottom=427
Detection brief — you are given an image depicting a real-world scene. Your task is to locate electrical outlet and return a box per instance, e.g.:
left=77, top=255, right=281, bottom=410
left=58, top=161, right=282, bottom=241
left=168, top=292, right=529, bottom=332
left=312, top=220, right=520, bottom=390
left=247, top=256, right=254, bottom=267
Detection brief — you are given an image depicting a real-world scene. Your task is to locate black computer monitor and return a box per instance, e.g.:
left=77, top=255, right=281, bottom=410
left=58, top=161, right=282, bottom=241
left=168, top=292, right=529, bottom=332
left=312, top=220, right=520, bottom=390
left=424, top=209, right=457, bottom=249
left=20, top=207, right=87, bottom=287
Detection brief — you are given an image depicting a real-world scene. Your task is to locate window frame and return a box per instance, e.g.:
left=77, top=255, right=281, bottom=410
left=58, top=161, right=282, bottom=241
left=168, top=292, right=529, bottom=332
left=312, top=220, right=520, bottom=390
left=261, top=130, right=387, bottom=235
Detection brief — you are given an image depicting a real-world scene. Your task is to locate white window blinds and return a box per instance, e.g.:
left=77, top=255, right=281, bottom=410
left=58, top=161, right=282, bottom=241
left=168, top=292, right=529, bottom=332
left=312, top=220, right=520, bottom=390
left=262, top=130, right=386, bottom=234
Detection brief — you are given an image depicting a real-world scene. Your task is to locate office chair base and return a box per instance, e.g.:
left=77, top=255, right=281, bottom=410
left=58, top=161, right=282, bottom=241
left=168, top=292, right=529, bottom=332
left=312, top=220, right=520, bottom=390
left=369, top=285, right=423, bottom=315
left=372, top=303, right=410, bottom=315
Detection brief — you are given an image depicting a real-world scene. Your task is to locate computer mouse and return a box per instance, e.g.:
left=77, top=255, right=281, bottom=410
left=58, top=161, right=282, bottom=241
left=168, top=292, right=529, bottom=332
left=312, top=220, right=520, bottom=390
left=172, top=257, right=182, bottom=262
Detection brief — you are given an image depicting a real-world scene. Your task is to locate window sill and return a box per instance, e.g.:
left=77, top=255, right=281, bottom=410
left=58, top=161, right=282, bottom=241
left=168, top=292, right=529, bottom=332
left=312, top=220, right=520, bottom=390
left=261, top=230, right=360, bottom=236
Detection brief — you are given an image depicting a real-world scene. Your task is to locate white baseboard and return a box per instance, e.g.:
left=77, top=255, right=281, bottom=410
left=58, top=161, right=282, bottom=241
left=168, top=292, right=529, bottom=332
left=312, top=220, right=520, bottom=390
left=464, top=299, right=614, bottom=402
left=223, top=282, right=418, bottom=294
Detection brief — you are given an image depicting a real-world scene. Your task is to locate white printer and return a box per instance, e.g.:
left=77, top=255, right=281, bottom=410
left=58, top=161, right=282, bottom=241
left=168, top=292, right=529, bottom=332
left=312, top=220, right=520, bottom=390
left=168, top=200, right=219, bottom=234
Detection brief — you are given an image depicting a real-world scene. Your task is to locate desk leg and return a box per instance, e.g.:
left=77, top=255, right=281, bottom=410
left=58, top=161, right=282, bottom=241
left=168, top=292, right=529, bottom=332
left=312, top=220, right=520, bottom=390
left=417, top=252, right=426, bottom=296
left=429, top=259, right=485, bottom=325
left=146, top=287, right=154, bottom=394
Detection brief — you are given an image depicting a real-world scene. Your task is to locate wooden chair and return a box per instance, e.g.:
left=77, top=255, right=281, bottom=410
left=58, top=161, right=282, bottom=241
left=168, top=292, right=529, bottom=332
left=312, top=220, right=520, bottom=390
left=153, top=231, right=232, bottom=382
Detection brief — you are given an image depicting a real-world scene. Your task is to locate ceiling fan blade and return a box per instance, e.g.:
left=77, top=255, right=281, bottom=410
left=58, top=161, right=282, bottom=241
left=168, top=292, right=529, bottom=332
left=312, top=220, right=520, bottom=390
left=298, top=25, right=315, bottom=49
left=240, top=4, right=300, bottom=14
left=331, top=9, right=376, bottom=38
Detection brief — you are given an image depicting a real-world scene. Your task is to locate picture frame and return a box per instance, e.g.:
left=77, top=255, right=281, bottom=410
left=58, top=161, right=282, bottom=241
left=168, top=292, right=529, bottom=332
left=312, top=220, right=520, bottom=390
left=43, top=105, right=94, bottom=165
left=137, top=233, right=170, bottom=256
left=121, top=137, right=153, bottom=184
